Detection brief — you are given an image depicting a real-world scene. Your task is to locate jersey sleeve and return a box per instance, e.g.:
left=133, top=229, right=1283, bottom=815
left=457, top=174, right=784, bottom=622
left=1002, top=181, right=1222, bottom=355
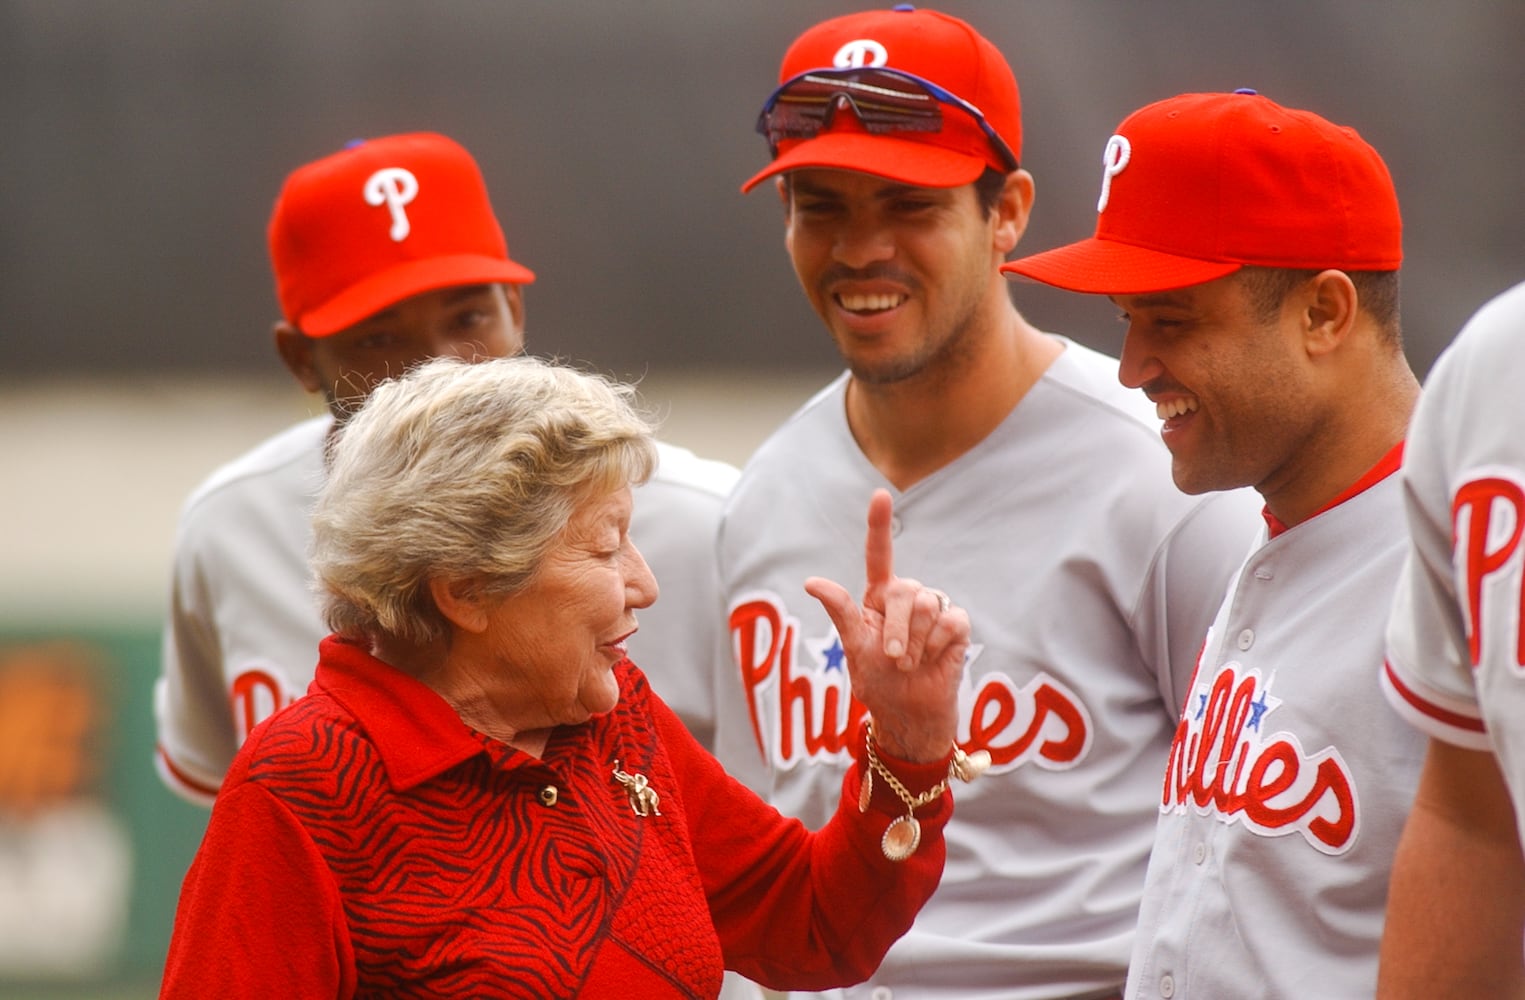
left=652, top=696, right=947, bottom=992
left=155, top=514, right=239, bottom=805
left=154, top=419, right=331, bottom=805
left=1381, top=343, right=1492, bottom=750
left=159, top=780, right=355, bottom=998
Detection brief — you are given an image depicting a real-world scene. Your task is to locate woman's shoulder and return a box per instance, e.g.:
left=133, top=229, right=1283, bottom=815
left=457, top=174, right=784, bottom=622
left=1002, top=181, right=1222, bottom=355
left=230, top=693, right=377, bottom=798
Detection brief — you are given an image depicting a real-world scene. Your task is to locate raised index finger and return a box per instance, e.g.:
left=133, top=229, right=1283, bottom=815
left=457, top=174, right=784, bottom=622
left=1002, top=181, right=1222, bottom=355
left=863, top=488, right=896, bottom=591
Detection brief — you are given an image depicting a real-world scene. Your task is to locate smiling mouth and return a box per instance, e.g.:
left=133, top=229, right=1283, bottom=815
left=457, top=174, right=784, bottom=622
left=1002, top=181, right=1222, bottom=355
left=1155, top=396, right=1200, bottom=422
left=836, top=292, right=907, bottom=313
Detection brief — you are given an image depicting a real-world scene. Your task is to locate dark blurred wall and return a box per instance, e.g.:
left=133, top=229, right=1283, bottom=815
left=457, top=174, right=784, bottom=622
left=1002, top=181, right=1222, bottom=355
left=3, top=0, right=1522, bottom=381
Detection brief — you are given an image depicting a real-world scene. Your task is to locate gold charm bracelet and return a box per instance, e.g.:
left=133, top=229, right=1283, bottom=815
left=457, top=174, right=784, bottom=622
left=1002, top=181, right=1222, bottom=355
left=860, top=719, right=990, bottom=861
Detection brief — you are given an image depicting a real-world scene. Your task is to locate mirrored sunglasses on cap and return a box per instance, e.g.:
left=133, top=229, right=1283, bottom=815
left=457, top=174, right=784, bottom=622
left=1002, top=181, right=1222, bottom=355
left=756, top=66, right=1019, bottom=172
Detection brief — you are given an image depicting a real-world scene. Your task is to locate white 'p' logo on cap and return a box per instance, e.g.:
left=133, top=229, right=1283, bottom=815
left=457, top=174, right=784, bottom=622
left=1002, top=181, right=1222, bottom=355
left=364, top=167, right=420, bottom=241
left=833, top=39, right=889, bottom=68
left=1097, top=134, right=1131, bottom=213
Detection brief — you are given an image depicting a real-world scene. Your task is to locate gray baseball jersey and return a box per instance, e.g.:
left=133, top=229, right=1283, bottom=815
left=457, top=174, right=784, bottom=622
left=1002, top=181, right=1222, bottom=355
left=1384, top=282, right=1525, bottom=808
left=714, top=340, right=1263, bottom=999
left=1125, top=453, right=1427, bottom=1000
left=155, top=418, right=739, bottom=802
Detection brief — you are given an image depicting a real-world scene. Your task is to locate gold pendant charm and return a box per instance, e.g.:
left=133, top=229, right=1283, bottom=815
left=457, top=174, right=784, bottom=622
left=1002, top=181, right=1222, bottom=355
left=951, top=747, right=992, bottom=783
left=881, top=814, right=921, bottom=861
left=859, top=768, right=873, bottom=813
left=612, top=760, right=662, bottom=817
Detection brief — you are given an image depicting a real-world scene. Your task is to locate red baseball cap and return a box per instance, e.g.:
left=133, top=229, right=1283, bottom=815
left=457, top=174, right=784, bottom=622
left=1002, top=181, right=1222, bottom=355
left=1002, top=90, right=1402, bottom=295
left=742, top=5, right=1021, bottom=193
left=268, top=132, right=535, bottom=337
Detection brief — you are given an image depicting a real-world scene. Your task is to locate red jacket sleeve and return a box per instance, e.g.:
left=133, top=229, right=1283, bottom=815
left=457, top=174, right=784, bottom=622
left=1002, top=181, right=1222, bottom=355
left=653, top=700, right=951, bottom=992
left=159, top=781, right=355, bottom=999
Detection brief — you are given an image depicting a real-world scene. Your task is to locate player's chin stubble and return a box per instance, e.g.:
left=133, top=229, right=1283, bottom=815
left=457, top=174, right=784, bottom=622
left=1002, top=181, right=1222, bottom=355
left=840, top=317, right=976, bottom=391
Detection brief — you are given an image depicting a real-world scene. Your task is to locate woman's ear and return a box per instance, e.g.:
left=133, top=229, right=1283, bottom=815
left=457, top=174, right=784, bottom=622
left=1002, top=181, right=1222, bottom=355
left=428, top=576, right=492, bottom=634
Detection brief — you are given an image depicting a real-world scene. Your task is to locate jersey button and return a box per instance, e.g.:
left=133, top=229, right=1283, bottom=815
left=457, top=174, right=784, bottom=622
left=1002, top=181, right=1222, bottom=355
left=538, top=785, right=559, bottom=807
left=889, top=516, right=904, bottom=537
left=870, top=987, right=893, bottom=1000
left=1193, top=842, right=1207, bottom=864
left=1236, top=628, right=1255, bottom=651
left=1159, top=972, right=1176, bottom=998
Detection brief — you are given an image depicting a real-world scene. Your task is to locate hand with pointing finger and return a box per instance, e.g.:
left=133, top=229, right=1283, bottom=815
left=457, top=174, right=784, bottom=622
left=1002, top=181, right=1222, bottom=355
left=804, top=488, right=970, bottom=763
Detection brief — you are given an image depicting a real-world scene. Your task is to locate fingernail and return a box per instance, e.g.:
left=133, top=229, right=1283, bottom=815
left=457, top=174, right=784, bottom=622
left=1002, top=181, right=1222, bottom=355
left=886, top=640, right=904, bottom=658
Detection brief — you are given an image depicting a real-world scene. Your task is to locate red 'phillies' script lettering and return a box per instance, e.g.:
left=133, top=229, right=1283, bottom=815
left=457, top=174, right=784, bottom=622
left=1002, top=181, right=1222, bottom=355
left=1163, top=662, right=1357, bottom=855
left=730, top=593, right=1092, bottom=772
left=1453, top=475, right=1525, bottom=667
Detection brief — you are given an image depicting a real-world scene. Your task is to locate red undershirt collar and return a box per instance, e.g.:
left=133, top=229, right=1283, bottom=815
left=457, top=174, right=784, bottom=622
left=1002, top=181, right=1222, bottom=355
left=1262, top=440, right=1405, bottom=539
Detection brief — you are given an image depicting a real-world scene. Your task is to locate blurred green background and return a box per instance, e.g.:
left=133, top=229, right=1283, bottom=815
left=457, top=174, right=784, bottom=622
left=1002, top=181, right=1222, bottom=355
left=0, top=628, right=206, bottom=1000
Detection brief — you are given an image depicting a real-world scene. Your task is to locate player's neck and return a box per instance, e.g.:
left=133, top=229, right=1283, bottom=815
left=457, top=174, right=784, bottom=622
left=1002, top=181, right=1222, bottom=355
left=846, top=307, right=1061, bottom=491
left=1260, top=358, right=1419, bottom=529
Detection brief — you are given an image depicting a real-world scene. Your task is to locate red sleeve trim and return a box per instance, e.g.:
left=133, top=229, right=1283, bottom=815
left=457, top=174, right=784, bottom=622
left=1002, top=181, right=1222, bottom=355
left=157, top=744, right=222, bottom=799
left=1383, top=660, right=1486, bottom=734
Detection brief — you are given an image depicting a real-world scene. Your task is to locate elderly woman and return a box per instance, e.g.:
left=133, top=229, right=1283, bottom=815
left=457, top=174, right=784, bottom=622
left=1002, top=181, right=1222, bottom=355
left=159, top=356, right=974, bottom=999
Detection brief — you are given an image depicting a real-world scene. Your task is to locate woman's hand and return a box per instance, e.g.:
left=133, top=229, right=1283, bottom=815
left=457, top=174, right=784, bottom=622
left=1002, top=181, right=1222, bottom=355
left=804, top=489, right=970, bottom=763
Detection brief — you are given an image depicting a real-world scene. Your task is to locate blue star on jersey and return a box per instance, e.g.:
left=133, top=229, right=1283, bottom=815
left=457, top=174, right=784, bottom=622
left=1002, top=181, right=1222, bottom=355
left=806, top=634, right=848, bottom=673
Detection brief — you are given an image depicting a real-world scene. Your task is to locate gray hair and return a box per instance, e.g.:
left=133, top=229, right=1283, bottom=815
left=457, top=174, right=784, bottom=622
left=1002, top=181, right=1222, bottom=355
left=311, top=355, right=658, bottom=645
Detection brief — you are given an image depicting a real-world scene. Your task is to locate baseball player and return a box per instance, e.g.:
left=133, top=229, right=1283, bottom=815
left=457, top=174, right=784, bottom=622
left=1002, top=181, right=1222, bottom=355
left=155, top=133, right=739, bottom=804
left=715, top=9, right=1262, bottom=999
left=1377, top=280, right=1525, bottom=995
left=1003, top=90, right=1427, bottom=998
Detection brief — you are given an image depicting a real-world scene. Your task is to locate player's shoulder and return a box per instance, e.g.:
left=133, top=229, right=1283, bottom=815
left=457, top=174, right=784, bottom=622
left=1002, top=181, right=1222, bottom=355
left=178, top=415, right=330, bottom=516
left=648, top=439, right=741, bottom=498
left=1462, top=279, right=1525, bottom=344
left=1429, top=280, right=1525, bottom=391
left=633, top=440, right=740, bottom=537
left=1407, top=281, right=1525, bottom=480
left=734, top=372, right=850, bottom=473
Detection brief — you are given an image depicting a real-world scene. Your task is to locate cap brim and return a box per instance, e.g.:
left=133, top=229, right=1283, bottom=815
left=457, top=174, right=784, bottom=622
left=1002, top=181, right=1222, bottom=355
left=1001, top=239, right=1242, bottom=296
left=300, top=255, right=536, bottom=337
left=741, top=132, right=988, bottom=193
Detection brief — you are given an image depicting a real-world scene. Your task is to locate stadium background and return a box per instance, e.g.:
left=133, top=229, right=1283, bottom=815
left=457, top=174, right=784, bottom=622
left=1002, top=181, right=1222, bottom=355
left=3, top=2, right=1523, bottom=995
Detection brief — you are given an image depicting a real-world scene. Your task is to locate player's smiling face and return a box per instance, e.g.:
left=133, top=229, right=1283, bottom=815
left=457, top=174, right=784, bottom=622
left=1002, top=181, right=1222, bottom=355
left=278, top=283, right=526, bottom=424
left=783, top=169, right=1014, bottom=386
left=1113, top=272, right=1321, bottom=499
